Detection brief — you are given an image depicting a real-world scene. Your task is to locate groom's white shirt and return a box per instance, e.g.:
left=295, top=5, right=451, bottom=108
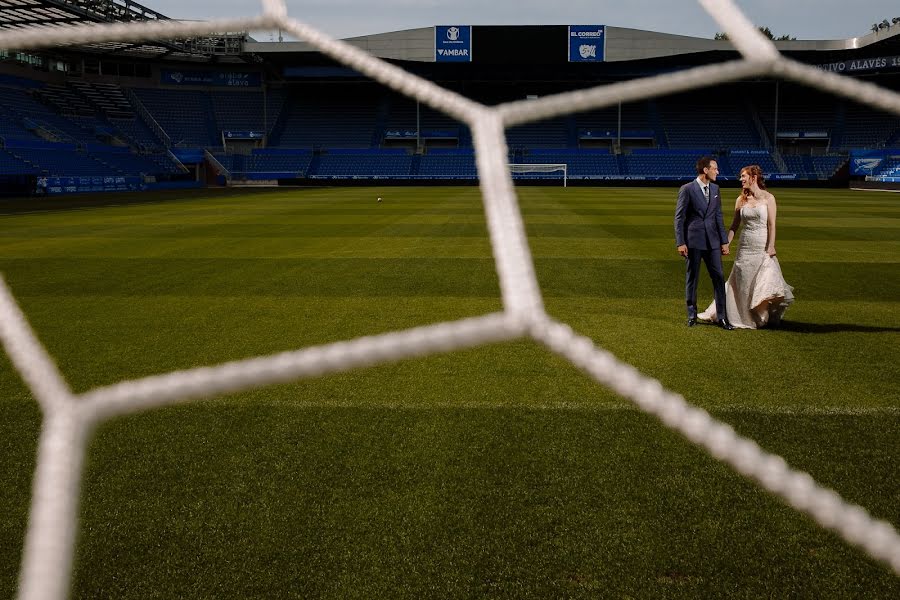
left=695, top=177, right=708, bottom=193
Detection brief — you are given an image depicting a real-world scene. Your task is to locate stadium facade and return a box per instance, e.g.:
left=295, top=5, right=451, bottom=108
left=1, top=0, right=899, bottom=195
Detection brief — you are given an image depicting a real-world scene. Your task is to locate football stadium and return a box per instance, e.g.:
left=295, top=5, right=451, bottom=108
left=0, top=1, right=898, bottom=598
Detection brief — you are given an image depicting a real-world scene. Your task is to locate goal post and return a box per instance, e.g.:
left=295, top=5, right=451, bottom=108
left=508, top=163, right=568, bottom=187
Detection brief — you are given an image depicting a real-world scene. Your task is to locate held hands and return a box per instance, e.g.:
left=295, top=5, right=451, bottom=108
left=677, top=244, right=731, bottom=256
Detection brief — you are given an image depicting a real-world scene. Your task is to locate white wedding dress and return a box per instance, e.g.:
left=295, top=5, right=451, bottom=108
left=698, top=203, right=794, bottom=329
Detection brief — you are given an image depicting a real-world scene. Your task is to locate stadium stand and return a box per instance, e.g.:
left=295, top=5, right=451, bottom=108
left=0, top=85, right=94, bottom=144
left=505, top=118, right=571, bottom=149
left=108, top=116, right=165, bottom=152
left=313, top=148, right=413, bottom=178
left=244, top=149, right=312, bottom=176
left=211, top=88, right=286, bottom=137
left=781, top=154, right=813, bottom=179
left=91, top=147, right=182, bottom=175
left=872, top=157, right=900, bottom=178
left=659, top=91, right=762, bottom=150
left=0, top=148, right=40, bottom=174
left=70, top=81, right=135, bottom=117
left=520, top=149, right=618, bottom=179
left=728, top=150, right=779, bottom=175
left=0, top=73, right=863, bottom=183
left=6, top=144, right=113, bottom=176
left=625, top=149, right=716, bottom=178
left=131, top=88, right=219, bottom=147
left=213, top=148, right=313, bottom=179
left=0, top=106, right=38, bottom=142
left=384, top=92, right=467, bottom=144
left=576, top=101, right=656, bottom=150
left=417, top=148, right=478, bottom=178
left=270, top=85, right=379, bottom=148
left=1, top=10, right=898, bottom=187
left=811, top=155, right=847, bottom=177
left=39, top=83, right=94, bottom=116
left=841, top=100, right=900, bottom=149
left=0, top=81, right=181, bottom=178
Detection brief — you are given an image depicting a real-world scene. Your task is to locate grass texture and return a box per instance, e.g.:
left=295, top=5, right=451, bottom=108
left=1, top=186, right=898, bottom=598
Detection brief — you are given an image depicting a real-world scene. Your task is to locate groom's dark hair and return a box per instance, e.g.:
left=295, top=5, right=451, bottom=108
left=697, top=156, right=716, bottom=175
left=696, top=156, right=716, bottom=174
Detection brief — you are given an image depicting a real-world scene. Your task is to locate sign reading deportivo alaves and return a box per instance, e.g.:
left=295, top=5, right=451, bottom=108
left=161, top=70, right=261, bottom=87
left=435, top=25, right=472, bottom=62
left=223, top=131, right=264, bottom=140
left=568, top=26, right=605, bottom=62
left=818, top=55, right=900, bottom=74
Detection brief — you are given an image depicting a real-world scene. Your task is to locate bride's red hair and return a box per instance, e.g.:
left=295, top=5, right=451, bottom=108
left=740, top=165, right=766, bottom=203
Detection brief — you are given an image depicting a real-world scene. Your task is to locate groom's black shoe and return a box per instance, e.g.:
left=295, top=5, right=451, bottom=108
left=717, top=319, right=735, bottom=331
left=687, top=317, right=697, bottom=327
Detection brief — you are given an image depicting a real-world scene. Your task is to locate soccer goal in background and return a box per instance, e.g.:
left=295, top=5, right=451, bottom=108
left=508, top=163, right=568, bottom=186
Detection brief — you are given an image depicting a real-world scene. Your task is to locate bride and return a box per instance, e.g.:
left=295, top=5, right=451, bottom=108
left=699, top=165, right=793, bottom=329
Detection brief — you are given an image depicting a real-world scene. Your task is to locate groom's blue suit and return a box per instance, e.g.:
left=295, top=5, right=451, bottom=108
left=675, top=179, right=728, bottom=321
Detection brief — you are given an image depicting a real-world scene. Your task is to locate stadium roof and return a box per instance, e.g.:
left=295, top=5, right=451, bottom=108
left=245, top=23, right=900, bottom=65
left=0, top=0, right=248, bottom=60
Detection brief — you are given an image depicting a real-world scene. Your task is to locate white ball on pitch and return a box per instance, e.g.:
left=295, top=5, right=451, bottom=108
left=377, top=197, right=382, bottom=202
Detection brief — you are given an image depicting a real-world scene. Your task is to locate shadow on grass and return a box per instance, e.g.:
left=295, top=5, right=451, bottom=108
left=694, top=320, right=900, bottom=333
left=768, top=321, right=900, bottom=334
left=0, top=188, right=287, bottom=215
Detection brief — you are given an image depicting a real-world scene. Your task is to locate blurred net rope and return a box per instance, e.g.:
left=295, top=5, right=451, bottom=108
left=0, top=1, right=898, bottom=598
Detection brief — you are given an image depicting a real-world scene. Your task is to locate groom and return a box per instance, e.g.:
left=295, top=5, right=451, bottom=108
left=674, top=156, right=733, bottom=330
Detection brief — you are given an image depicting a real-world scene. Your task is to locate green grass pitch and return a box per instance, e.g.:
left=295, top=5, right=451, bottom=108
left=1, top=186, right=898, bottom=598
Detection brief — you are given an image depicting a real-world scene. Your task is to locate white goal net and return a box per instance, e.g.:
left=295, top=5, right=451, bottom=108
left=508, top=163, right=568, bottom=186
left=0, top=1, right=899, bottom=599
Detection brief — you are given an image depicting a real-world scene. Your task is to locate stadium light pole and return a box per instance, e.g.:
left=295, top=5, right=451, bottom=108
left=262, top=77, right=268, bottom=148
left=773, top=80, right=779, bottom=150
left=617, top=101, right=622, bottom=154
left=416, top=99, right=421, bottom=153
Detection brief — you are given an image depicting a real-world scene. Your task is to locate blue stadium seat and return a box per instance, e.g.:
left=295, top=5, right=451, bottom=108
left=271, top=86, right=378, bottom=149
left=520, top=149, right=618, bottom=179
left=659, top=93, right=761, bottom=149
left=313, top=150, right=413, bottom=177
left=132, top=88, right=219, bottom=147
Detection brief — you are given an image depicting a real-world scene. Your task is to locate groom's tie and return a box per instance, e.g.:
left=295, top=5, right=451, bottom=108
left=702, top=185, right=709, bottom=203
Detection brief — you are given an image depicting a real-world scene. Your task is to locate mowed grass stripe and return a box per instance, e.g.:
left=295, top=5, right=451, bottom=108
left=1, top=237, right=895, bottom=262
left=3, top=293, right=893, bottom=411
left=4, top=223, right=897, bottom=242
left=2, top=405, right=896, bottom=598
left=2, top=257, right=897, bottom=300
left=0, top=286, right=900, bottom=407
left=5, top=186, right=898, bottom=214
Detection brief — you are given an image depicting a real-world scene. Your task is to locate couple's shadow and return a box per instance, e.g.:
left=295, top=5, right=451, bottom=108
left=694, top=320, right=899, bottom=333
left=729, top=321, right=900, bottom=334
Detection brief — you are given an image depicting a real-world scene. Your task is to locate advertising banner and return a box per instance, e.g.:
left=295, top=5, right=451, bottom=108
left=223, top=131, right=264, bottom=140
left=435, top=26, right=472, bottom=62
left=161, top=70, right=261, bottom=87
left=384, top=130, right=459, bottom=139
left=568, top=26, right=605, bottom=62
left=37, top=175, right=142, bottom=194
left=849, top=149, right=892, bottom=175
